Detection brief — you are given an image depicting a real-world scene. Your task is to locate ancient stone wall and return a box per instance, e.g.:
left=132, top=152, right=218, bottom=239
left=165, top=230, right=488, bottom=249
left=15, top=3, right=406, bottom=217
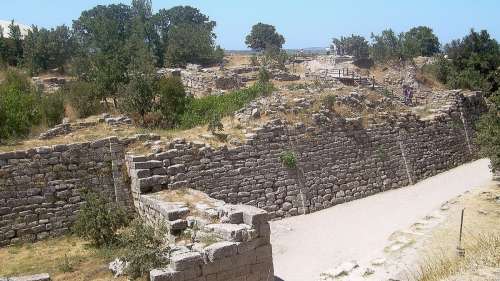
left=125, top=91, right=486, bottom=220
left=0, top=137, right=132, bottom=246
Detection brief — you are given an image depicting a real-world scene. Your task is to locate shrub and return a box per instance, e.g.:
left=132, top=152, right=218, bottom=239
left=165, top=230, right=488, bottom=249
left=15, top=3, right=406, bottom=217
left=40, top=91, right=65, bottom=127
left=73, top=190, right=129, bottom=247
left=258, top=67, right=271, bottom=84
left=65, top=81, right=102, bottom=118
left=179, top=83, right=273, bottom=129
left=476, top=93, right=500, bottom=170
left=322, top=94, right=337, bottom=110
left=123, top=75, right=155, bottom=124
left=207, top=113, right=224, bottom=133
left=155, top=76, right=188, bottom=128
left=0, top=70, right=41, bottom=140
left=280, top=150, right=297, bottom=169
left=120, top=219, right=170, bottom=280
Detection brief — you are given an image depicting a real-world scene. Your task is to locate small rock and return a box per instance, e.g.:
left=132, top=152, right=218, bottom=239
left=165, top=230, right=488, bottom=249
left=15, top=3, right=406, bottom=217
left=363, top=267, right=375, bottom=276
left=320, top=261, right=359, bottom=279
left=109, top=258, right=128, bottom=278
left=371, top=258, right=386, bottom=266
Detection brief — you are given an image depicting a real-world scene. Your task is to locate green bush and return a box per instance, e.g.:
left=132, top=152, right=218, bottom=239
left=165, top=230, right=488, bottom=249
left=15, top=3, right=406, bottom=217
left=120, top=219, right=170, bottom=280
left=40, top=91, right=65, bottom=127
left=322, top=94, right=337, bottom=110
left=179, top=82, right=273, bottom=129
left=73, top=190, right=129, bottom=247
left=65, top=81, right=102, bottom=118
left=155, top=76, right=188, bottom=128
left=476, top=92, right=500, bottom=170
left=258, top=67, right=271, bottom=84
left=280, top=150, right=297, bottom=169
left=0, top=70, right=41, bottom=141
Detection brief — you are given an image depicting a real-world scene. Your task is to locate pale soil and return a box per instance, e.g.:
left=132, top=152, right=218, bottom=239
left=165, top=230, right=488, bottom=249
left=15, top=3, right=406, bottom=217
left=270, top=159, right=493, bottom=281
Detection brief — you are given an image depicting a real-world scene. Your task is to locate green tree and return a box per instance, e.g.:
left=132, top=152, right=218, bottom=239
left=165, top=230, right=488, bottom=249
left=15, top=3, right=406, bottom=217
left=73, top=4, right=133, bottom=105
left=245, top=23, right=285, bottom=52
left=7, top=20, right=23, bottom=66
left=443, top=29, right=500, bottom=92
left=476, top=89, right=500, bottom=171
left=153, top=6, right=220, bottom=66
left=401, top=26, right=440, bottom=58
left=23, top=25, right=75, bottom=75
left=0, top=26, right=7, bottom=65
left=332, top=34, right=370, bottom=59
left=370, top=29, right=402, bottom=62
left=164, top=23, right=223, bottom=66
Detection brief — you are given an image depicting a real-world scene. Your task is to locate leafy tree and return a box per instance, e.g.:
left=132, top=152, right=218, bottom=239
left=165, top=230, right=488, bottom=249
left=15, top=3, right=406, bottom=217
left=7, top=20, right=23, bottom=66
left=370, top=29, right=402, bottom=62
left=476, top=91, right=500, bottom=171
left=0, top=26, right=6, bottom=65
left=443, top=29, right=500, bottom=93
left=332, top=34, right=370, bottom=59
left=164, top=23, right=223, bottom=66
left=154, top=6, right=220, bottom=66
left=23, top=25, right=75, bottom=75
left=245, top=23, right=285, bottom=52
left=401, top=26, right=440, bottom=58
left=73, top=4, right=133, bottom=105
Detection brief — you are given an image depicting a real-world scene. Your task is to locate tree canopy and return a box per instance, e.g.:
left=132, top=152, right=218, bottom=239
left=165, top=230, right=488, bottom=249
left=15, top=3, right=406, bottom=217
left=332, top=34, right=370, bottom=59
left=245, top=23, right=285, bottom=52
left=401, top=26, right=440, bottom=57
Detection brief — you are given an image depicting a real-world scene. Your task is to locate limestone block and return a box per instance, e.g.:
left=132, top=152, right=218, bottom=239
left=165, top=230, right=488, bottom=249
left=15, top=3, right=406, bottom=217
left=203, top=241, right=238, bottom=262
left=170, top=251, right=203, bottom=271
left=150, top=268, right=184, bottom=281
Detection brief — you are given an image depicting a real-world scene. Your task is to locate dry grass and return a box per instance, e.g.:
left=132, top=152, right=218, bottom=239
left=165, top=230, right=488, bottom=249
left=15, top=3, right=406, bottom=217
left=0, top=114, right=248, bottom=153
left=225, top=54, right=251, bottom=67
left=411, top=233, right=500, bottom=281
left=0, top=235, right=136, bottom=281
left=409, top=184, right=500, bottom=281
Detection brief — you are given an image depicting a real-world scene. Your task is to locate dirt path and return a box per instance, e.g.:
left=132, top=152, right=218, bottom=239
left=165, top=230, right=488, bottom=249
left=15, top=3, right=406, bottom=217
left=270, top=159, right=493, bottom=281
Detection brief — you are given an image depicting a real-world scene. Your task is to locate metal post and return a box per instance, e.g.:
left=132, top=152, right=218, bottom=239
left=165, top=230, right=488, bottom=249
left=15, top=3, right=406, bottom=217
left=457, top=208, right=465, bottom=257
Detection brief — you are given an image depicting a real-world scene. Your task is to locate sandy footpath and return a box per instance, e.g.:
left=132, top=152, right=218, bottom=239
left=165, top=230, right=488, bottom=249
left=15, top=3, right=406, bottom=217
left=270, top=159, right=493, bottom=281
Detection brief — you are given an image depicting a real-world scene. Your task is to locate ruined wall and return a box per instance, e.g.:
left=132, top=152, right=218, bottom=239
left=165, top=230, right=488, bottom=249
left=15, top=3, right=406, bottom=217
left=126, top=91, right=486, bottom=220
left=0, top=137, right=132, bottom=246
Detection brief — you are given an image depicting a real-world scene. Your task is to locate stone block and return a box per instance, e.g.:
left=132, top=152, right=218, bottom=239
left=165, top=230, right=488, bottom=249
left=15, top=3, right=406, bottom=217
left=204, top=224, right=250, bottom=242
left=170, top=251, right=203, bottom=271
left=9, top=273, right=51, bottom=281
left=203, top=241, right=238, bottom=262
left=150, top=268, right=184, bottom=281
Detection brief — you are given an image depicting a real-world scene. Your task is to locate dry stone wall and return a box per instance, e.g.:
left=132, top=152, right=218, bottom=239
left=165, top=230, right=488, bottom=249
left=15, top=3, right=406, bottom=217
left=126, top=91, right=486, bottom=220
left=0, top=137, right=132, bottom=246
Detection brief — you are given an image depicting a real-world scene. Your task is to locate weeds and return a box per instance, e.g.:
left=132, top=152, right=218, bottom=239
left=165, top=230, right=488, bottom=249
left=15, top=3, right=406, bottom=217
left=410, top=233, right=500, bottom=281
left=280, top=150, right=297, bottom=169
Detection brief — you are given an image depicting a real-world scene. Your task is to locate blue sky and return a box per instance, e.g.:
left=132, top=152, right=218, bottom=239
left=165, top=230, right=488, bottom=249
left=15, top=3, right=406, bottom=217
left=1, top=0, right=499, bottom=50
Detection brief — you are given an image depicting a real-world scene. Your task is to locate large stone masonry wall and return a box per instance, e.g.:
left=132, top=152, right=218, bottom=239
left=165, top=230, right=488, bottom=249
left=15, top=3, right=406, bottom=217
left=0, top=137, right=132, bottom=246
left=126, top=91, right=486, bottom=220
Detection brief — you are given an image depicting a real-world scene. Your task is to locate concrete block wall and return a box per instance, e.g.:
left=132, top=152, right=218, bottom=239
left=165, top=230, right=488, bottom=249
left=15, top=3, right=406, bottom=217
left=0, top=137, right=133, bottom=246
